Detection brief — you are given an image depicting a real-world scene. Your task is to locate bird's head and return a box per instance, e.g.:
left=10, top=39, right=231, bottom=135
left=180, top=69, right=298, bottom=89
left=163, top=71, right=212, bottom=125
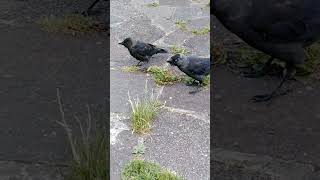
left=167, top=54, right=183, bottom=66
left=118, top=37, right=133, bottom=48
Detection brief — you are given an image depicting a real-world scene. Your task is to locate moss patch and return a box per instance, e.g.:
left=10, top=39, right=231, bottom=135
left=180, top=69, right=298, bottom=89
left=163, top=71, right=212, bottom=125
left=122, top=158, right=182, bottom=180
left=170, top=45, right=191, bottom=55
left=38, top=14, right=106, bottom=35
left=147, top=2, right=160, bottom=7
left=147, top=66, right=182, bottom=85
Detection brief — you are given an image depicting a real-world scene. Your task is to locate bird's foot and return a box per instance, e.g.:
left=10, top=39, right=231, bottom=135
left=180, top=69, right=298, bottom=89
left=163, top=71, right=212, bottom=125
left=186, top=81, right=199, bottom=86
left=251, top=94, right=274, bottom=102
left=251, top=89, right=292, bottom=103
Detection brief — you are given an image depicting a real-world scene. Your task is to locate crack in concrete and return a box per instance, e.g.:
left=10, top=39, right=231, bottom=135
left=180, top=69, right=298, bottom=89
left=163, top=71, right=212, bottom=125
left=110, top=112, right=130, bottom=145
left=163, top=106, right=210, bottom=123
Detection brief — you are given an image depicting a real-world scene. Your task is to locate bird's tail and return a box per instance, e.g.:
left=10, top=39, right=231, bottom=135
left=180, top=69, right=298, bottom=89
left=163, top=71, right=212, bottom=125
left=156, top=48, right=168, bottom=54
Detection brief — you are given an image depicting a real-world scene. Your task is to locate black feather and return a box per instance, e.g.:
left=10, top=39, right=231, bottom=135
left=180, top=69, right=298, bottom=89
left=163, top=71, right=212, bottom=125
left=167, top=54, right=210, bottom=84
left=119, top=37, right=168, bottom=65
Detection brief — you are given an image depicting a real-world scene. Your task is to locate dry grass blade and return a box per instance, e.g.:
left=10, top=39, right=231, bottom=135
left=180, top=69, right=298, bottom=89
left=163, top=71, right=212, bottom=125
left=56, top=88, right=80, bottom=162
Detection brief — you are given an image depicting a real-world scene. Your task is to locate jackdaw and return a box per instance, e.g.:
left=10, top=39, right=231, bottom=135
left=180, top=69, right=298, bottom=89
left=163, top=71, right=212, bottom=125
left=167, top=54, right=210, bottom=93
left=119, top=37, right=168, bottom=66
left=213, top=0, right=320, bottom=102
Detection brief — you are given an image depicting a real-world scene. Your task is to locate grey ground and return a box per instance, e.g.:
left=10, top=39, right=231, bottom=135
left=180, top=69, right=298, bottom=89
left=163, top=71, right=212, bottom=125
left=110, top=0, right=210, bottom=179
left=0, top=0, right=107, bottom=179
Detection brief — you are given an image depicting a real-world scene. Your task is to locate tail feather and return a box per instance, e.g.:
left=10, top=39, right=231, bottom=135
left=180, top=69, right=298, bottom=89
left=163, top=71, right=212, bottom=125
left=156, top=48, right=168, bottom=54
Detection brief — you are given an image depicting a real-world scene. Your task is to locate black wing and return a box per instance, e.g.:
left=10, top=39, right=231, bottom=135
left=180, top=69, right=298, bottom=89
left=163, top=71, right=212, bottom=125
left=131, top=41, right=157, bottom=56
left=249, top=0, right=320, bottom=44
left=186, top=57, right=211, bottom=75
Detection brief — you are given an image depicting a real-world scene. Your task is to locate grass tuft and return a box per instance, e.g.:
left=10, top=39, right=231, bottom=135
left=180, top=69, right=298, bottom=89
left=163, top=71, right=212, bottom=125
left=212, top=44, right=228, bottom=65
left=38, top=14, right=106, bottom=35
left=122, top=158, right=182, bottom=180
left=222, top=42, right=320, bottom=77
left=122, top=66, right=141, bottom=73
left=203, top=75, right=210, bottom=87
left=170, top=45, right=190, bottom=55
left=297, top=43, right=320, bottom=76
left=183, top=75, right=210, bottom=87
left=56, top=88, right=108, bottom=180
left=147, top=66, right=182, bottom=85
left=191, top=26, right=210, bottom=35
left=147, top=2, right=160, bottom=7
left=128, top=80, right=163, bottom=134
left=175, top=20, right=188, bottom=31
left=132, top=143, right=146, bottom=156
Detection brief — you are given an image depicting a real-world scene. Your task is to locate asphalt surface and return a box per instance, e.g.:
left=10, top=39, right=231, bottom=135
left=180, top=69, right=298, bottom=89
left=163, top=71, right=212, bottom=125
left=212, top=12, right=320, bottom=180
left=0, top=0, right=107, bottom=179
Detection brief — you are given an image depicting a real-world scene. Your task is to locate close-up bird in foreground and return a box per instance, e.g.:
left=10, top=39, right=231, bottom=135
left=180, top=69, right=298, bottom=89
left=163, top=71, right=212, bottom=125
left=213, top=0, right=320, bottom=102
left=119, top=37, right=168, bottom=66
left=167, top=54, right=210, bottom=94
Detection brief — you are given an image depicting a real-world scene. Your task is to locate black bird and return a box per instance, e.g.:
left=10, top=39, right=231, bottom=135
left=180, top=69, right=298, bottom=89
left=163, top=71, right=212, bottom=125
left=213, top=0, right=320, bottom=102
left=119, top=37, right=168, bottom=66
left=167, top=54, right=210, bottom=93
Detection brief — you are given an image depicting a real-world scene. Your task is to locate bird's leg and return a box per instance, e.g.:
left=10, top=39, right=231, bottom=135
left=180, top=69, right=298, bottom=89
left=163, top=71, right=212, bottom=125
left=186, top=79, right=199, bottom=86
left=136, top=61, right=142, bottom=66
left=82, top=0, right=101, bottom=16
left=189, top=81, right=204, bottom=94
left=242, top=57, right=274, bottom=78
left=251, top=64, right=296, bottom=102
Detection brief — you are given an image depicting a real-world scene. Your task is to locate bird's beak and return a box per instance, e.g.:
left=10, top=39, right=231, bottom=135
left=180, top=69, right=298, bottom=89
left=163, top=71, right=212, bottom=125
left=166, top=58, right=174, bottom=65
left=118, top=42, right=123, bottom=45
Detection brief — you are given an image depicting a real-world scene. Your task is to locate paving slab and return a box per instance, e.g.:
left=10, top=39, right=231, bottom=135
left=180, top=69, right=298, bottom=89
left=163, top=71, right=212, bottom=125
left=212, top=148, right=319, bottom=180
left=184, top=35, right=210, bottom=56
left=0, top=161, right=66, bottom=180
left=111, top=111, right=209, bottom=180
left=111, top=0, right=210, bottom=179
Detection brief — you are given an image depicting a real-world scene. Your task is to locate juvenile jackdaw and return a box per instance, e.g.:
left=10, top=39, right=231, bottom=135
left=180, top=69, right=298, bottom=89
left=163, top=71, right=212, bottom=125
left=167, top=54, right=210, bottom=92
left=119, top=37, right=168, bottom=66
left=213, top=0, right=320, bottom=102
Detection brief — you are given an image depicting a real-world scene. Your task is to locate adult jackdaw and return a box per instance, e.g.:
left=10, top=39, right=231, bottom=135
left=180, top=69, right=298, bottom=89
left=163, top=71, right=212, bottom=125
left=167, top=54, right=210, bottom=90
left=119, top=37, right=168, bottom=66
left=213, top=0, right=320, bottom=102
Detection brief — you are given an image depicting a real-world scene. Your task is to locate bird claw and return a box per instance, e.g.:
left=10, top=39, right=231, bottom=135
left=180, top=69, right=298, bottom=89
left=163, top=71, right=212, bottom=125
left=186, top=81, right=199, bottom=86
left=251, top=88, right=293, bottom=102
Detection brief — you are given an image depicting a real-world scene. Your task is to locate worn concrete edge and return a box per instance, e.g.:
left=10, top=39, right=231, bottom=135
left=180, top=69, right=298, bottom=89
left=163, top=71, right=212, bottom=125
left=212, top=148, right=317, bottom=180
